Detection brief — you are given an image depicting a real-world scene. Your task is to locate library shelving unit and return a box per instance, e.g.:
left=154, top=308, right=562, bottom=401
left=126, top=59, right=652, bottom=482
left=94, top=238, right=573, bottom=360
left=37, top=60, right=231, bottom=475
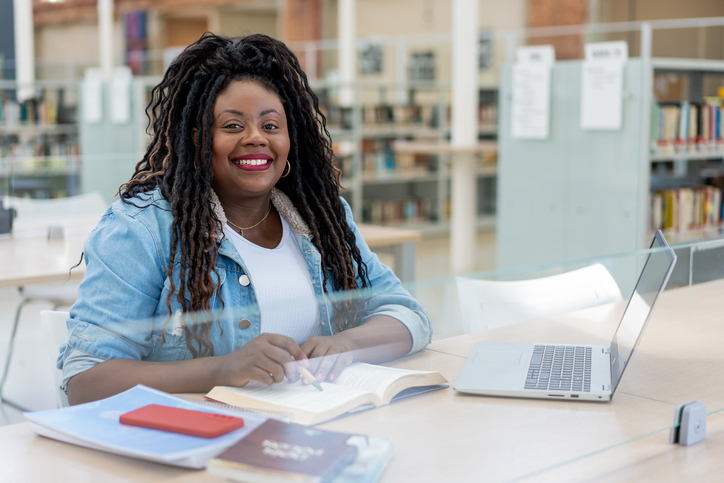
left=0, top=80, right=81, bottom=199
left=497, top=56, right=724, bottom=271
left=76, top=76, right=499, bottom=228
left=317, top=82, right=498, bottom=236
left=647, top=58, right=724, bottom=244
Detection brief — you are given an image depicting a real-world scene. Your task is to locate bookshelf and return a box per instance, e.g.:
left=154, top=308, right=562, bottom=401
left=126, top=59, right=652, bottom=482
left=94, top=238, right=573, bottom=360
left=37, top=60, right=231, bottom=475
left=647, top=58, right=724, bottom=243
left=0, top=81, right=80, bottom=199
left=497, top=56, right=724, bottom=270
left=318, top=82, right=498, bottom=235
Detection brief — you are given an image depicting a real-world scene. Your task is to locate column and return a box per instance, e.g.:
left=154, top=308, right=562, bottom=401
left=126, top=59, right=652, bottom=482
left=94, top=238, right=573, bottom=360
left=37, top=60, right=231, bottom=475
left=450, top=0, right=479, bottom=274
left=98, top=0, right=113, bottom=81
left=13, top=0, right=34, bottom=102
left=337, top=0, right=355, bottom=107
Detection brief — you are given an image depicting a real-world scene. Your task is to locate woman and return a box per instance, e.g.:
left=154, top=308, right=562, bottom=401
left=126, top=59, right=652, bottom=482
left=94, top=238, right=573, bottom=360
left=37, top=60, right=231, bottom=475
left=60, top=33, right=432, bottom=405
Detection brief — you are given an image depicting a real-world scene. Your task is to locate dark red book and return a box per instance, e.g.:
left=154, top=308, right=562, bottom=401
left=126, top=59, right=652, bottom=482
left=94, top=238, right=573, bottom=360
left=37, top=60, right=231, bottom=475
left=206, top=419, right=359, bottom=483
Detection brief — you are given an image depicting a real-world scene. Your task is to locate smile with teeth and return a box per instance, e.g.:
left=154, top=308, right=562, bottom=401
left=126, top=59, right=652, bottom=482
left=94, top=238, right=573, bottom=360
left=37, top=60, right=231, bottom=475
left=233, top=159, right=271, bottom=166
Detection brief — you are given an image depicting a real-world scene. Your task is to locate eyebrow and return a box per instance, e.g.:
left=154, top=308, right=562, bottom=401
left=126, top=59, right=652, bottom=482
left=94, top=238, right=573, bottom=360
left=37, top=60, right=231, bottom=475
left=215, top=108, right=282, bottom=120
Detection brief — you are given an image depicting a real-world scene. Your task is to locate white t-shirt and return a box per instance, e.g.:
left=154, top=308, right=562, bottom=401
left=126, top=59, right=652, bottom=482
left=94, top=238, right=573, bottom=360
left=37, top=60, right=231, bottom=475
left=224, top=217, right=321, bottom=344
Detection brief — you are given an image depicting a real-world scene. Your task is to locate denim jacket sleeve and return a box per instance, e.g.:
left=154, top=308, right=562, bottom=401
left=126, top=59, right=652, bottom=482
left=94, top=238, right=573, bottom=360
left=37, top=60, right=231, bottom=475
left=340, top=198, right=433, bottom=354
left=59, top=196, right=172, bottom=390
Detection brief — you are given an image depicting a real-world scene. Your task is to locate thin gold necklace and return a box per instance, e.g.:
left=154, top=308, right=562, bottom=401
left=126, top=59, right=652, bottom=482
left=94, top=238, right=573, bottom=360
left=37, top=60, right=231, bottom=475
left=227, top=203, right=272, bottom=237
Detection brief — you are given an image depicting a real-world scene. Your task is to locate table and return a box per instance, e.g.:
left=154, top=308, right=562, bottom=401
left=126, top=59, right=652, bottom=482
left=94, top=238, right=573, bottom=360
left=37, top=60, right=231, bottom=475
left=357, top=224, right=422, bottom=283
left=0, top=229, right=90, bottom=289
left=2, top=279, right=723, bottom=482
left=0, top=221, right=420, bottom=288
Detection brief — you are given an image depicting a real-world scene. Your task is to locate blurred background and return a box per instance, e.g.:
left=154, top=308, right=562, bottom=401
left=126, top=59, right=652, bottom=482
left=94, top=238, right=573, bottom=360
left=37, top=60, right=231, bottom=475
left=1, top=0, right=724, bottom=420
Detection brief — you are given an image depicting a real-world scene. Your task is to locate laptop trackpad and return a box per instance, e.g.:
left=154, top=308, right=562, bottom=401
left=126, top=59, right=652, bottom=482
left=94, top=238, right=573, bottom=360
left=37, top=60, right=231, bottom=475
left=473, top=350, right=523, bottom=365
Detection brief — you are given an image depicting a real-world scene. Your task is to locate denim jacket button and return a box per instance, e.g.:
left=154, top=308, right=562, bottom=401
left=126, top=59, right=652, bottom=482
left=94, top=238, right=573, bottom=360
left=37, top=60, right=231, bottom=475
left=238, top=319, right=251, bottom=330
left=239, top=275, right=250, bottom=286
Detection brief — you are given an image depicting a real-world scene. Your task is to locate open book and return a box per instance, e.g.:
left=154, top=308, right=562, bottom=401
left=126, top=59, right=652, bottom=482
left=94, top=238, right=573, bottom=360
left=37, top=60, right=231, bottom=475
left=205, top=363, right=448, bottom=426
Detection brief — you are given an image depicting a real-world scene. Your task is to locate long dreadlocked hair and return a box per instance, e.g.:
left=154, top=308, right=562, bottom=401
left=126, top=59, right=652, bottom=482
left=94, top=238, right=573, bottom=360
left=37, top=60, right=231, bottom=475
left=120, top=33, right=370, bottom=358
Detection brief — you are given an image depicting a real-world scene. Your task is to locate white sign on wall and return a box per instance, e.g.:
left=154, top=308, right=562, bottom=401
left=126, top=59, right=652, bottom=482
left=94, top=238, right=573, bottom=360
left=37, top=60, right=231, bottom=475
left=511, top=45, right=555, bottom=140
left=82, top=68, right=103, bottom=124
left=110, top=66, right=132, bottom=124
left=580, top=41, right=628, bottom=130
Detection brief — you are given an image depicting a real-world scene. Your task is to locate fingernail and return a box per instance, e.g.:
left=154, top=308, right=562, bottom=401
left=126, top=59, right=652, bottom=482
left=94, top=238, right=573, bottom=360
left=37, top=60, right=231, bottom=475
left=316, top=374, right=323, bottom=382
left=300, top=358, right=309, bottom=367
left=329, top=373, right=336, bottom=381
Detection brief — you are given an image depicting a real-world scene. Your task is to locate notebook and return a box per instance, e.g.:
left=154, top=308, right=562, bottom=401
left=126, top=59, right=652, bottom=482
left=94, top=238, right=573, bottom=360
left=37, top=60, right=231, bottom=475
left=453, top=230, right=676, bottom=402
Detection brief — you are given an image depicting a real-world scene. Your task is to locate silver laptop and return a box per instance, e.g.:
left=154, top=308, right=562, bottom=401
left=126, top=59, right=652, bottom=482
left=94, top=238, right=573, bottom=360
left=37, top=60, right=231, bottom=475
left=453, top=230, right=676, bottom=402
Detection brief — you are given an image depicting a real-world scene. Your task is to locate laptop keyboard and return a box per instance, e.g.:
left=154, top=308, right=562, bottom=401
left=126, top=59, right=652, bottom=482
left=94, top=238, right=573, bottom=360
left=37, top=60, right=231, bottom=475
left=524, top=345, right=592, bottom=392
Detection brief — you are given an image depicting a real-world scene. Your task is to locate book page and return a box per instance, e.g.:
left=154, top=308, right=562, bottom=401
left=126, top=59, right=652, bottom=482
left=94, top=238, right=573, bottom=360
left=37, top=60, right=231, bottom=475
left=333, top=363, right=435, bottom=399
left=212, top=380, right=374, bottom=414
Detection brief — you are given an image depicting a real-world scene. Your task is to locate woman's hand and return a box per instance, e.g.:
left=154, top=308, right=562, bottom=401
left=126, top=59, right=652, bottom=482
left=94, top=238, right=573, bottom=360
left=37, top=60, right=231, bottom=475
left=300, top=335, right=355, bottom=383
left=217, top=333, right=308, bottom=387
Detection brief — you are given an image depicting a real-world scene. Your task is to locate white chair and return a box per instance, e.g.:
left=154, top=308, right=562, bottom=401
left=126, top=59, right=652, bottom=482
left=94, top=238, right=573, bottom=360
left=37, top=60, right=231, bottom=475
left=0, top=193, right=106, bottom=410
left=456, top=263, right=623, bottom=333
left=39, top=310, right=70, bottom=408
left=2, top=192, right=107, bottom=220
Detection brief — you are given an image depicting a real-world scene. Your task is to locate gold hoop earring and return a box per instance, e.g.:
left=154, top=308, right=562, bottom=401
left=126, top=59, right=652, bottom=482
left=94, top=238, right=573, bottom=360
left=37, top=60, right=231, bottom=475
left=280, top=160, right=291, bottom=178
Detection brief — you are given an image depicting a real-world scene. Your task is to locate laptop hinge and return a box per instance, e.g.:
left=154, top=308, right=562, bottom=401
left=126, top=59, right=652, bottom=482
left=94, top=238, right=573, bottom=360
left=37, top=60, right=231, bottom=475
left=602, top=348, right=611, bottom=354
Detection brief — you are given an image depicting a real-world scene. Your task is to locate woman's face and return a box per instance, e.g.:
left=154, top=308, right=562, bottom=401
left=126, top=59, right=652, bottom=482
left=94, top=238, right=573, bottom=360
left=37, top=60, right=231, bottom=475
left=209, top=79, right=290, bottom=202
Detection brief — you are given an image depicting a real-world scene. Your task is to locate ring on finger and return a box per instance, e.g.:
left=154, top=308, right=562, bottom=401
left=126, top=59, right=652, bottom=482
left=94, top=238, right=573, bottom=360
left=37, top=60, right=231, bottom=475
left=269, top=372, right=275, bottom=380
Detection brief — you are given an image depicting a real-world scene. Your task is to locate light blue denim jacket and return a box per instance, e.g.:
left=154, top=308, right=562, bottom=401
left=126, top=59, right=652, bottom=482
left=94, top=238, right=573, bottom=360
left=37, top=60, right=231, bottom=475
left=59, top=187, right=432, bottom=391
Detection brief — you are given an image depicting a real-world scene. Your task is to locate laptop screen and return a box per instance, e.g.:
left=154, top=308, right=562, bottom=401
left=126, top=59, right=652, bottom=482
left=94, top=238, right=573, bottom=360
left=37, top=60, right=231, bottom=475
left=609, top=230, right=676, bottom=393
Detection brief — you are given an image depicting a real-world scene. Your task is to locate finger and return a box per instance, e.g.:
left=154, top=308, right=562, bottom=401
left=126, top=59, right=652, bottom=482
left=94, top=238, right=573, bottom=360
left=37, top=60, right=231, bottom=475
left=313, top=352, right=340, bottom=383
left=327, top=351, right=353, bottom=381
left=264, top=334, right=308, bottom=365
left=266, top=367, right=278, bottom=385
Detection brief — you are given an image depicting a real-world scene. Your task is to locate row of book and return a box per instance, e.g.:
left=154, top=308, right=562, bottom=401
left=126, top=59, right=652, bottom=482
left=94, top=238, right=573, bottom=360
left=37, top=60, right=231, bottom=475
left=0, top=96, right=65, bottom=127
left=360, top=139, right=433, bottom=176
left=651, top=99, right=724, bottom=154
left=0, top=138, right=80, bottom=169
left=650, top=185, right=723, bottom=232
left=320, top=102, right=498, bottom=130
left=363, top=198, right=433, bottom=225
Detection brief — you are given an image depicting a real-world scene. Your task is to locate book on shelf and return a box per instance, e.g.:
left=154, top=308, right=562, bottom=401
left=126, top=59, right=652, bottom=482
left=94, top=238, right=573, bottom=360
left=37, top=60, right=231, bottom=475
left=24, top=384, right=270, bottom=469
left=0, top=95, right=67, bottom=127
left=363, top=198, right=432, bottom=225
left=650, top=185, right=723, bottom=233
left=205, top=362, right=448, bottom=426
left=206, top=419, right=392, bottom=483
left=651, top=99, right=724, bottom=155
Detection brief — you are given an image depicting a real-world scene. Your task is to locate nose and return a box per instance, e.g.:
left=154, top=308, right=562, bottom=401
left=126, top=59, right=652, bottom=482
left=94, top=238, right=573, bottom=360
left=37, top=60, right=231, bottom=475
left=241, top=125, right=266, bottom=146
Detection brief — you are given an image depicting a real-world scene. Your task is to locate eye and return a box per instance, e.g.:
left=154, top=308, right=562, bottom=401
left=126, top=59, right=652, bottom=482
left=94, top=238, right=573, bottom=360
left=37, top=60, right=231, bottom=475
left=224, top=122, right=242, bottom=129
left=263, top=122, right=278, bottom=130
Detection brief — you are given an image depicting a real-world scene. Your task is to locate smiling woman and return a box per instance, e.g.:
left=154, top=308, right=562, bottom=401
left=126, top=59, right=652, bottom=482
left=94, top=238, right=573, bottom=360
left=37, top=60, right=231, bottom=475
left=58, top=33, right=433, bottom=405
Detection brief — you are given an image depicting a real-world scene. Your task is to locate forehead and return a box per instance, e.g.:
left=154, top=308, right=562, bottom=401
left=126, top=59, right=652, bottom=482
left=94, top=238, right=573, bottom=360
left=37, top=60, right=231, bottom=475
left=213, top=79, right=284, bottom=113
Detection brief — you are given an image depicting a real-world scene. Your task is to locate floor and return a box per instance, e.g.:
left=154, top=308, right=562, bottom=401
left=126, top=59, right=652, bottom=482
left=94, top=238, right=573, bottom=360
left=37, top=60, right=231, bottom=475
left=0, top=231, right=497, bottom=426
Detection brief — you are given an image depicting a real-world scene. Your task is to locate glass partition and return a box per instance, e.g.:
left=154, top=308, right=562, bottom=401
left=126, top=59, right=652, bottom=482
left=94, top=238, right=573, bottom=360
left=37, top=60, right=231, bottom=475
left=402, top=238, right=724, bottom=480
left=3, top=218, right=718, bottom=480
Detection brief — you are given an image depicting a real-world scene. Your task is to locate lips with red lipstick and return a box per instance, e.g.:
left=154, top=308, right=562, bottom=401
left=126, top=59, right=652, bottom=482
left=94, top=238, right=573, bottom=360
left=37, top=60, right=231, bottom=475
left=231, top=154, right=273, bottom=171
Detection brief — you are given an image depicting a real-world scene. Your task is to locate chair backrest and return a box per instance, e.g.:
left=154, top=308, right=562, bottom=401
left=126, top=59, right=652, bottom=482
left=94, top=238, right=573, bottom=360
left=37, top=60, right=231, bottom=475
left=3, top=192, right=107, bottom=218
left=39, top=310, right=70, bottom=408
left=456, top=263, right=624, bottom=332
left=3, top=192, right=108, bottom=232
